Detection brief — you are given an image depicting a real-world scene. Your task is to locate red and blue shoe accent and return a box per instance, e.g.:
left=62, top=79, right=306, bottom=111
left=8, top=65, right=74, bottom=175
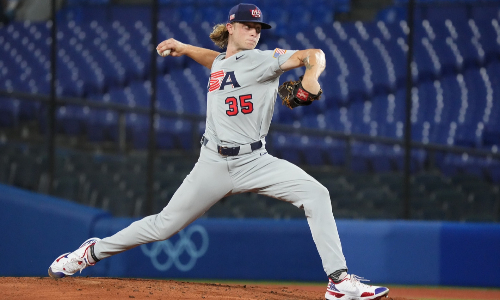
left=48, top=238, right=101, bottom=279
left=325, top=274, right=389, bottom=300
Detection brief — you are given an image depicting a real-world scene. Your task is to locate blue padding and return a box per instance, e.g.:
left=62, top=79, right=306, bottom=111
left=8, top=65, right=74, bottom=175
left=2, top=185, right=499, bottom=287
left=88, top=217, right=144, bottom=277
left=338, top=220, right=441, bottom=285
left=0, top=184, right=110, bottom=276
left=440, top=223, right=500, bottom=287
left=91, top=218, right=325, bottom=281
left=88, top=218, right=442, bottom=284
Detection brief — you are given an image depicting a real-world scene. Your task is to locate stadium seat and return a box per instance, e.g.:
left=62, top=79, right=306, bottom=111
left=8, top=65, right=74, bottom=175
left=426, top=5, right=468, bottom=23
left=2, top=2, right=500, bottom=221
left=126, top=113, right=150, bottom=149
left=86, top=109, right=119, bottom=142
left=156, top=117, right=193, bottom=150
left=56, top=105, right=89, bottom=136
left=471, top=4, right=500, bottom=21
left=0, top=98, right=19, bottom=127
left=271, top=133, right=303, bottom=164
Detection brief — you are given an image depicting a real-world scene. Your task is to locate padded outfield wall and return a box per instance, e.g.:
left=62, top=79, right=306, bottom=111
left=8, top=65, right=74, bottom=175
left=1, top=183, right=499, bottom=287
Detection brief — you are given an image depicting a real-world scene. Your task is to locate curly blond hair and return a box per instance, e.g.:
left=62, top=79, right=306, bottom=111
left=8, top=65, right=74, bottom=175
left=209, top=23, right=229, bottom=49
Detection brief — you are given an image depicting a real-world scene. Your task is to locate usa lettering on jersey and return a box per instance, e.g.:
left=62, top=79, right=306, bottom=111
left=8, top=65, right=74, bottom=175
left=209, top=70, right=240, bottom=92
left=209, top=70, right=225, bottom=92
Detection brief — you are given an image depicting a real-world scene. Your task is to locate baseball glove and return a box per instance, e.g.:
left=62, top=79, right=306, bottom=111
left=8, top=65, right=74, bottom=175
left=278, top=76, right=323, bottom=109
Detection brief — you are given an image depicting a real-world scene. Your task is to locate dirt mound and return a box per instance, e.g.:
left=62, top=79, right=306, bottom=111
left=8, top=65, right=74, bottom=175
left=1, top=277, right=413, bottom=300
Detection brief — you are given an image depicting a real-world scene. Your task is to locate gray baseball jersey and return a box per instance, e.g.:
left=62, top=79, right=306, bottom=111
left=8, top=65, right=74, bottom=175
left=204, top=49, right=296, bottom=146
left=92, top=48, right=347, bottom=277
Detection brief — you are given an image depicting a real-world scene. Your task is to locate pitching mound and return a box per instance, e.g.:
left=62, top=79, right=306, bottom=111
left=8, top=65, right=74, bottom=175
left=1, top=277, right=412, bottom=300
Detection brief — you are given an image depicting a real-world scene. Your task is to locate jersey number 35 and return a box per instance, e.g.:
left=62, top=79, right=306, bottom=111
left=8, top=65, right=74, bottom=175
left=225, top=94, right=254, bottom=116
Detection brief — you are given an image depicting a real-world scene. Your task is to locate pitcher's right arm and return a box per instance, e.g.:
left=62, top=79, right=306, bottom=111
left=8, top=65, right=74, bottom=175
left=157, top=38, right=220, bottom=70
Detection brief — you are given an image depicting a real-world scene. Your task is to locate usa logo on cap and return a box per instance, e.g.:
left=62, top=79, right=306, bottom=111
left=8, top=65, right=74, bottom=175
left=227, top=3, right=272, bottom=29
left=251, top=9, right=261, bottom=18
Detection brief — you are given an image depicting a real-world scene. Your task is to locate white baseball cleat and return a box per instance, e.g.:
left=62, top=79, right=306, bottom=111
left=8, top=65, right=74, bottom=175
left=325, top=274, right=389, bottom=300
left=48, top=237, right=101, bottom=278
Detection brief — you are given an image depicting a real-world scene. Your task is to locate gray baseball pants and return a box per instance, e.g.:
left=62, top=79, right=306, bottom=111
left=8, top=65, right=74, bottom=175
left=93, top=143, right=347, bottom=276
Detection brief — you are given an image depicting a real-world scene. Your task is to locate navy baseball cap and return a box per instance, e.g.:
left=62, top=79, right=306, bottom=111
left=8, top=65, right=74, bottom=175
left=227, top=3, right=272, bottom=29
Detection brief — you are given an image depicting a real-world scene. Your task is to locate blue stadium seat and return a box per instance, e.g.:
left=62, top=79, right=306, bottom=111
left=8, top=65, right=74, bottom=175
left=273, top=102, right=296, bottom=125
left=334, top=0, right=351, bottom=13
left=429, top=122, right=451, bottom=145
left=86, top=109, right=119, bottom=142
left=348, top=101, right=375, bottom=135
left=463, top=68, right=488, bottom=124
left=179, top=6, right=198, bottom=24
left=324, top=108, right=350, bottom=134
left=349, top=143, right=425, bottom=173
left=56, top=105, right=89, bottom=136
left=310, top=5, right=334, bottom=25
left=482, top=124, right=500, bottom=149
left=300, top=115, right=320, bottom=129
left=157, top=74, right=182, bottom=113
left=271, top=133, right=303, bottom=164
left=0, top=98, right=19, bottom=127
left=431, top=36, right=463, bottom=75
left=2, top=3, right=499, bottom=177
left=168, top=69, right=204, bottom=114
left=126, top=113, right=150, bottom=149
left=488, top=161, right=500, bottom=184
left=299, top=135, right=329, bottom=166
left=475, top=19, right=500, bottom=63
left=440, top=75, right=462, bottom=124
left=18, top=100, right=42, bottom=122
left=437, top=153, right=488, bottom=178
left=443, top=19, right=484, bottom=68
left=128, top=80, right=151, bottom=108
left=111, top=5, right=150, bottom=25
left=454, top=122, right=481, bottom=148
left=107, top=87, right=130, bottom=106
left=471, top=4, right=500, bottom=21
left=360, top=37, right=394, bottom=94
left=414, top=35, right=441, bottom=81
left=426, top=5, right=468, bottom=23
left=155, top=118, right=176, bottom=150
left=381, top=37, right=407, bottom=88
left=157, top=117, right=193, bottom=150
left=378, top=120, right=404, bottom=140
left=200, top=7, right=225, bottom=25
left=416, top=81, right=438, bottom=124
left=339, top=37, right=372, bottom=99
left=349, top=142, right=373, bottom=172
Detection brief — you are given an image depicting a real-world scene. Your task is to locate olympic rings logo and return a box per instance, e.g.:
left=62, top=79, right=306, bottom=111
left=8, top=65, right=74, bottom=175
left=140, top=225, right=209, bottom=272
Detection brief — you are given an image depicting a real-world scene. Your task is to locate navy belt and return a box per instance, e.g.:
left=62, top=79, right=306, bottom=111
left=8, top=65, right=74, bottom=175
left=201, top=136, right=263, bottom=156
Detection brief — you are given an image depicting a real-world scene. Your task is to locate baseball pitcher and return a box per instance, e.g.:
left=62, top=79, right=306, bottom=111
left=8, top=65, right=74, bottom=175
left=48, top=4, right=389, bottom=300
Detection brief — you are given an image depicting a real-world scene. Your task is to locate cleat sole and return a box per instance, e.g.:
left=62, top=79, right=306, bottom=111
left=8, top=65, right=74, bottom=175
left=48, top=267, right=66, bottom=279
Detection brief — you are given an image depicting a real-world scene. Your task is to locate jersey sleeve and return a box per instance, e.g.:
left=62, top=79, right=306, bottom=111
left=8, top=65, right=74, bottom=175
left=211, top=52, right=226, bottom=70
left=255, top=49, right=297, bottom=83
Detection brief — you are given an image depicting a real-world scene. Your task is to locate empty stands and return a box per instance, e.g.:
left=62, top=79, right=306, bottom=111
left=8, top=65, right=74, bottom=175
left=0, top=0, right=499, bottom=220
